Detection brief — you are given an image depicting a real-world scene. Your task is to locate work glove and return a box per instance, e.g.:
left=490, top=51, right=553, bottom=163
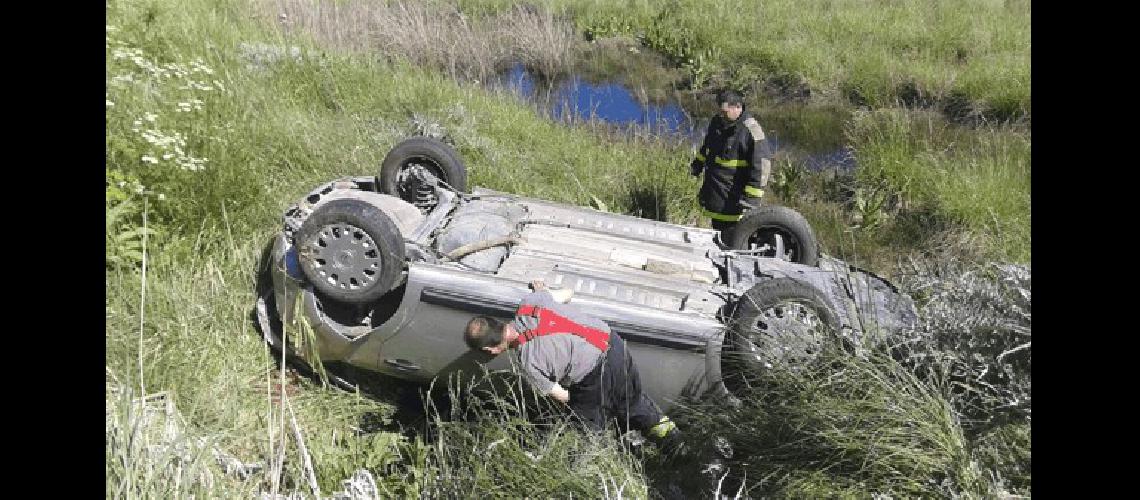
left=684, top=160, right=702, bottom=177
left=689, top=160, right=703, bottom=177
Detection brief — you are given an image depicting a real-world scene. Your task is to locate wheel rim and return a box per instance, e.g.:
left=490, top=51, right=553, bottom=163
left=396, top=156, right=446, bottom=213
left=746, top=227, right=802, bottom=262
left=302, top=222, right=382, bottom=292
left=737, top=299, right=827, bottom=369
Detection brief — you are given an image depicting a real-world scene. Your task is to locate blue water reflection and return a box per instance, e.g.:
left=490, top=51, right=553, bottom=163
left=495, top=63, right=697, bottom=137
left=492, top=63, right=855, bottom=171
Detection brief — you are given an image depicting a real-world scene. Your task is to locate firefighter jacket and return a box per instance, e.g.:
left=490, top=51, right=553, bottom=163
left=691, top=110, right=774, bottom=221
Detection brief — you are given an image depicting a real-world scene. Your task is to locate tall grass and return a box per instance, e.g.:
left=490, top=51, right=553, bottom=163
left=106, top=0, right=689, bottom=495
left=107, top=0, right=709, bottom=238
left=671, top=258, right=1031, bottom=498
left=244, top=0, right=1031, bottom=264
left=106, top=382, right=260, bottom=498
left=759, top=105, right=1030, bottom=270
left=106, top=0, right=1028, bottom=496
left=846, top=109, right=1031, bottom=263
left=683, top=350, right=990, bottom=497
left=409, top=372, right=649, bottom=498
left=456, top=0, right=1031, bottom=121
left=893, top=259, right=1032, bottom=435
left=264, top=0, right=579, bottom=82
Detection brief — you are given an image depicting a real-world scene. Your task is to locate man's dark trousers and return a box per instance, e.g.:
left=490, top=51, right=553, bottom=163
left=567, top=332, right=663, bottom=434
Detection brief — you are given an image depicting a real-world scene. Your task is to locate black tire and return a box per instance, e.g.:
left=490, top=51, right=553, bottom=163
left=378, top=137, right=468, bottom=213
left=295, top=199, right=406, bottom=305
left=725, top=278, right=841, bottom=379
left=728, top=205, right=820, bottom=267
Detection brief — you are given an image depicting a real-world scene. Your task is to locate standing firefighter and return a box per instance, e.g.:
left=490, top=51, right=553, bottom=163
left=690, top=90, right=775, bottom=242
left=464, top=280, right=684, bottom=455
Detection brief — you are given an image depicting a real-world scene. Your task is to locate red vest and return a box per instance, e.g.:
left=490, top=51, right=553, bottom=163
left=513, top=304, right=611, bottom=352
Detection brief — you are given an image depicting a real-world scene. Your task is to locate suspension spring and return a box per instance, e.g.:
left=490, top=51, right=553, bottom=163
left=414, top=184, right=437, bottom=213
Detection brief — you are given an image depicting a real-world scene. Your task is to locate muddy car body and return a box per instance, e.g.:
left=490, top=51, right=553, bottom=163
left=255, top=138, right=918, bottom=410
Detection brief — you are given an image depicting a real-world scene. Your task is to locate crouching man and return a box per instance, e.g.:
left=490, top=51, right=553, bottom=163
left=463, top=279, right=684, bottom=454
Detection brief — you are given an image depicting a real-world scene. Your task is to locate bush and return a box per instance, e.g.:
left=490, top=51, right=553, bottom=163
left=893, top=260, right=1032, bottom=436
left=681, top=348, right=992, bottom=498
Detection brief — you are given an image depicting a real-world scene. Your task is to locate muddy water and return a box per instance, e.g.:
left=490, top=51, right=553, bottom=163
left=489, top=63, right=857, bottom=172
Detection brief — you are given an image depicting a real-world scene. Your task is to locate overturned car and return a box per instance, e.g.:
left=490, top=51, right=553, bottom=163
left=254, top=137, right=918, bottom=410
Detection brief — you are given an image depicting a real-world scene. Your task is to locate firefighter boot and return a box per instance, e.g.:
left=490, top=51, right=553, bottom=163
left=647, top=416, right=687, bottom=460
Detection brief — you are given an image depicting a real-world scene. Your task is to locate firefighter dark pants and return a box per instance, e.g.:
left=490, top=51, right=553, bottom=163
left=712, top=219, right=737, bottom=244
left=568, top=333, right=664, bottom=435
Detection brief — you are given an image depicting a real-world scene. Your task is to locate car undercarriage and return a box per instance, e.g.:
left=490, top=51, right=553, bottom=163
left=255, top=137, right=919, bottom=409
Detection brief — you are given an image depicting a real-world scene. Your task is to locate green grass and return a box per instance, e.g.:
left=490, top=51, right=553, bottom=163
left=106, top=1, right=709, bottom=237
left=845, top=109, right=1031, bottom=263
left=107, top=0, right=1029, bottom=496
left=410, top=373, right=650, bottom=498
left=106, top=0, right=692, bottom=495
left=683, top=350, right=991, bottom=498
left=456, top=0, right=1031, bottom=121
left=757, top=105, right=1030, bottom=270
left=106, top=383, right=260, bottom=498
left=677, top=261, right=1031, bottom=499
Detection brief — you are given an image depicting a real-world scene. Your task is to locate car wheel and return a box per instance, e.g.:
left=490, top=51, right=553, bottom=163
left=378, top=137, right=468, bottom=214
left=728, top=205, right=820, bottom=267
left=723, top=278, right=841, bottom=390
left=295, top=199, right=406, bottom=305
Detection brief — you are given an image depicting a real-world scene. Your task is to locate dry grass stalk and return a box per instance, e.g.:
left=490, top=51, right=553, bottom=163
left=264, top=0, right=579, bottom=82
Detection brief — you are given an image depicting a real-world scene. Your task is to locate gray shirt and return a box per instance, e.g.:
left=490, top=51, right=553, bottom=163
left=512, top=291, right=609, bottom=394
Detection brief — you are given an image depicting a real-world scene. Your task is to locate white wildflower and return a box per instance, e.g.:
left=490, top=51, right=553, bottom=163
left=106, top=100, right=115, bottom=107
left=157, top=193, right=166, bottom=201
left=141, top=155, right=159, bottom=164
left=190, top=59, right=214, bottom=75
left=134, top=184, right=146, bottom=194
left=111, top=48, right=141, bottom=60
left=117, top=181, right=127, bottom=188
left=177, top=156, right=208, bottom=171
left=144, top=112, right=158, bottom=122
